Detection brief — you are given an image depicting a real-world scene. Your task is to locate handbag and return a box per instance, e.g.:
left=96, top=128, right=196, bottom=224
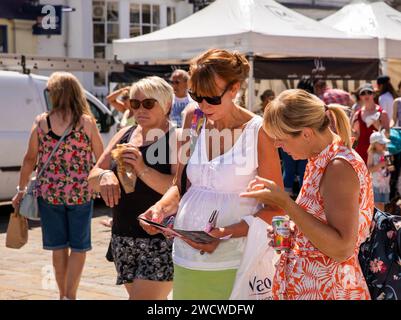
left=229, top=216, right=279, bottom=300
left=19, top=124, right=72, bottom=221
left=6, top=209, right=28, bottom=249
left=358, top=208, right=401, bottom=300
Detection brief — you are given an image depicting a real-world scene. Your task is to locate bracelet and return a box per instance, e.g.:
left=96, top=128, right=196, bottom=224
left=98, top=170, right=113, bottom=183
left=16, top=186, right=27, bottom=193
left=138, top=167, right=150, bottom=179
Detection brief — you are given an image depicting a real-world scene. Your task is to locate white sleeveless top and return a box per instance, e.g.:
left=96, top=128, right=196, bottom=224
left=173, top=116, right=263, bottom=271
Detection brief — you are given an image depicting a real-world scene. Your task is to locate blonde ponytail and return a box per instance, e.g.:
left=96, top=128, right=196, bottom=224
left=326, top=104, right=352, bottom=148
left=264, top=89, right=353, bottom=149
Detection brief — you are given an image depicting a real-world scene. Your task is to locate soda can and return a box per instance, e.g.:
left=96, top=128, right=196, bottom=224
left=272, top=216, right=291, bottom=251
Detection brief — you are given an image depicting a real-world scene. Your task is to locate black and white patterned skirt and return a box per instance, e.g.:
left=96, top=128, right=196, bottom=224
left=110, top=235, right=174, bottom=285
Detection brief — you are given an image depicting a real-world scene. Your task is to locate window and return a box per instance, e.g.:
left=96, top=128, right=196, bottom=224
left=94, top=71, right=107, bottom=87
left=92, top=0, right=119, bottom=87
left=0, top=26, right=7, bottom=53
left=167, top=7, right=176, bottom=26
left=106, top=2, right=119, bottom=43
left=129, top=3, right=160, bottom=37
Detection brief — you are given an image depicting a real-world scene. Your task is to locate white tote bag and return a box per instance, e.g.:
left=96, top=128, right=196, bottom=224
left=230, top=216, right=279, bottom=300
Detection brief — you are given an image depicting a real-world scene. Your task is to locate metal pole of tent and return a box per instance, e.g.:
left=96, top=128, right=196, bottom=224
left=379, top=37, right=388, bottom=75
left=247, top=53, right=255, bottom=111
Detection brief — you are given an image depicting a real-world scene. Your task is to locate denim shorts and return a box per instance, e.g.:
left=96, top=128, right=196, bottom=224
left=38, top=197, right=93, bottom=252
left=373, top=188, right=390, bottom=204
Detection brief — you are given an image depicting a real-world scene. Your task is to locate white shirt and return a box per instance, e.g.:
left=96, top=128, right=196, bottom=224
left=170, top=94, right=193, bottom=128
left=379, top=92, right=394, bottom=118
left=173, top=116, right=263, bottom=271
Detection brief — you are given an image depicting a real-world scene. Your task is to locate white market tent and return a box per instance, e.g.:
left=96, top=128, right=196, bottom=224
left=322, top=1, right=401, bottom=69
left=113, top=0, right=378, bottom=107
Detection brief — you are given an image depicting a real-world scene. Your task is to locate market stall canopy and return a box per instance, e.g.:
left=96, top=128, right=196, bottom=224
left=321, top=1, right=401, bottom=59
left=110, top=57, right=379, bottom=82
left=113, top=0, right=378, bottom=63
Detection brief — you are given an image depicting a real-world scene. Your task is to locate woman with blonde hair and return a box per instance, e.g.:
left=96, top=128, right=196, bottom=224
left=241, top=89, right=374, bottom=300
left=139, top=49, right=283, bottom=299
left=88, top=76, right=177, bottom=300
left=12, top=72, right=104, bottom=300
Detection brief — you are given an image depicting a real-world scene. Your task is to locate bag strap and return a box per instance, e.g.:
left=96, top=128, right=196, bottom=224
left=36, top=124, right=73, bottom=180
left=173, top=107, right=205, bottom=195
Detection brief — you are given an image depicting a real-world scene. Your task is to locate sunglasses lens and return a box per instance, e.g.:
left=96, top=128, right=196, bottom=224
left=205, top=97, right=221, bottom=105
left=142, top=99, right=156, bottom=109
left=189, top=91, right=203, bottom=103
left=130, top=99, right=141, bottom=109
left=361, top=91, right=372, bottom=96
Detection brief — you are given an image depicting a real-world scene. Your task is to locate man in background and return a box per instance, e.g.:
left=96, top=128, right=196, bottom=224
left=169, top=69, right=193, bottom=128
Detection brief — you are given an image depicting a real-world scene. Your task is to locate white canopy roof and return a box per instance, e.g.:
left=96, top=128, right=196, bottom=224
left=113, top=0, right=378, bottom=63
left=321, top=1, right=401, bottom=59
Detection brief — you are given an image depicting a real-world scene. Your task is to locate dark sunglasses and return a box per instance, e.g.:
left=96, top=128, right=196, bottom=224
left=360, top=91, right=373, bottom=96
left=129, top=98, right=158, bottom=110
left=188, top=83, right=232, bottom=105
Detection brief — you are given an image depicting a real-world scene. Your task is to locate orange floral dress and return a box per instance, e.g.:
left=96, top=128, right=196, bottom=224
left=273, top=138, right=374, bottom=300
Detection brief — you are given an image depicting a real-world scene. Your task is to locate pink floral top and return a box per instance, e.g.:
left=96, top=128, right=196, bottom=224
left=35, top=119, right=94, bottom=205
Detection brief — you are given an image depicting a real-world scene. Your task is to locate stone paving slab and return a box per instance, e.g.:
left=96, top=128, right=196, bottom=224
left=0, top=204, right=128, bottom=300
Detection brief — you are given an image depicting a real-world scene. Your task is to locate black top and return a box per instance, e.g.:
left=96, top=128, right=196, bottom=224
left=46, top=114, right=77, bottom=140
left=111, top=126, right=172, bottom=239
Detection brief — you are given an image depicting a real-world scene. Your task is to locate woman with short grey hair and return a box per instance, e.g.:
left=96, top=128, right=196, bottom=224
left=89, top=76, right=178, bottom=300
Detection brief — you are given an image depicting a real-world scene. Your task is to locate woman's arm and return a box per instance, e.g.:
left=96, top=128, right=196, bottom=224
left=241, top=158, right=362, bottom=262
left=367, top=152, right=385, bottom=173
left=379, top=111, right=390, bottom=136
left=88, top=126, right=131, bottom=207
left=290, top=159, right=361, bottom=262
left=106, top=87, right=130, bottom=113
left=83, top=115, right=104, bottom=162
left=352, top=118, right=360, bottom=141
left=12, top=116, right=41, bottom=208
left=392, top=100, right=399, bottom=128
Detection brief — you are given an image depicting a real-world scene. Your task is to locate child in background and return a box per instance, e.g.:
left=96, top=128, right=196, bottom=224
left=367, top=131, right=392, bottom=210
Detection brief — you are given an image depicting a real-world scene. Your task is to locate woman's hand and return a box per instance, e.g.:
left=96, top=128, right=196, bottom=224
left=138, top=204, right=166, bottom=235
left=12, top=192, right=25, bottom=210
left=99, top=171, right=121, bottom=208
left=121, top=145, right=146, bottom=174
left=240, top=176, right=292, bottom=211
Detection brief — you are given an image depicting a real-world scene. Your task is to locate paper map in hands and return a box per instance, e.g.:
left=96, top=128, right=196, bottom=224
left=138, top=217, right=218, bottom=244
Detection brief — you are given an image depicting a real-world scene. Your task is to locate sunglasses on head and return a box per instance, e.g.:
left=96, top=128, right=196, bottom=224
left=360, top=91, right=373, bottom=96
left=188, top=83, right=232, bottom=105
left=129, top=98, right=158, bottom=110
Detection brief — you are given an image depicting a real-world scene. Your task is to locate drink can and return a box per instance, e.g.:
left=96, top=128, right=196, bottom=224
left=272, top=216, right=291, bottom=251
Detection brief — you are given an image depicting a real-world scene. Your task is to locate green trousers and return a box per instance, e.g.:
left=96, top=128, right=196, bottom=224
left=173, top=264, right=237, bottom=300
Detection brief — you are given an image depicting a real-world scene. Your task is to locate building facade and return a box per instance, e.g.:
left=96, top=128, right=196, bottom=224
left=1, top=0, right=400, bottom=99
left=0, top=0, right=194, bottom=99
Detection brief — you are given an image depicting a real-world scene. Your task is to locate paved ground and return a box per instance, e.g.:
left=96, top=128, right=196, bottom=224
left=0, top=202, right=128, bottom=300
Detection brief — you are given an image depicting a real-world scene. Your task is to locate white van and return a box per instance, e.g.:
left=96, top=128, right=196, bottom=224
left=0, top=70, right=118, bottom=202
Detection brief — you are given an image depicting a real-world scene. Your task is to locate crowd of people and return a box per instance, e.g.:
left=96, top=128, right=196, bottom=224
left=10, top=48, right=401, bottom=300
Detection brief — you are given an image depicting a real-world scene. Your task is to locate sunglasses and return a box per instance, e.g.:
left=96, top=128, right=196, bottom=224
left=360, top=91, right=373, bottom=96
left=129, top=98, right=158, bottom=110
left=188, top=83, right=232, bottom=105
